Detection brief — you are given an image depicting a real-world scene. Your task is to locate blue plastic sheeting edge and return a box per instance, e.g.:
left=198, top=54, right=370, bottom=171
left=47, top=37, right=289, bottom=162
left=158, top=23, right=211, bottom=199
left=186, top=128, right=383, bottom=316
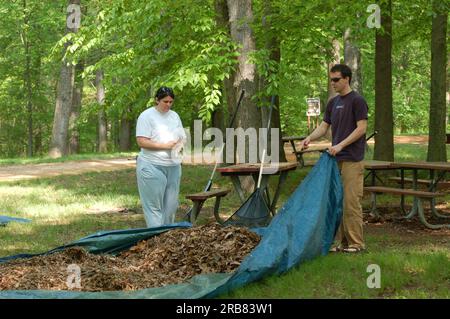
left=0, top=216, right=31, bottom=226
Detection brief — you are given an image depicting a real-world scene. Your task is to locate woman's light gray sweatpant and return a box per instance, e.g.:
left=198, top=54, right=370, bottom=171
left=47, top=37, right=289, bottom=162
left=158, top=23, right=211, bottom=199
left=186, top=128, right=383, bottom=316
left=136, top=157, right=182, bottom=227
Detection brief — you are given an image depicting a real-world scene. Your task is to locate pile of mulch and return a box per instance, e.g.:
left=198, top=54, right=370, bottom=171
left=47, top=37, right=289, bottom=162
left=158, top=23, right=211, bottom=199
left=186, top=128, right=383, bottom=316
left=0, top=223, right=260, bottom=292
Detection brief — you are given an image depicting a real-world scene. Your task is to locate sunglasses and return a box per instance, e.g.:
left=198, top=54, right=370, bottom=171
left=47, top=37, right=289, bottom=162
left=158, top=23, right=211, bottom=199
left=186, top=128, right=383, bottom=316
left=330, top=77, right=342, bottom=83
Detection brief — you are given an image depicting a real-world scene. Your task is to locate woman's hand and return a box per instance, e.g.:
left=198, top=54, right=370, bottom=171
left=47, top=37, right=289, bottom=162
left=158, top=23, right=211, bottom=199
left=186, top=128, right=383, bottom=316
left=164, top=140, right=180, bottom=150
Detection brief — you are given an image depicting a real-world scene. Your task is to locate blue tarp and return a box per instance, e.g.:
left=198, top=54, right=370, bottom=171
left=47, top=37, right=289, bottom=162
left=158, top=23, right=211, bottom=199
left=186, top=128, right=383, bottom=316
left=0, top=215, right=31, bottom=226
left=0, top=153, right=343, bottom=299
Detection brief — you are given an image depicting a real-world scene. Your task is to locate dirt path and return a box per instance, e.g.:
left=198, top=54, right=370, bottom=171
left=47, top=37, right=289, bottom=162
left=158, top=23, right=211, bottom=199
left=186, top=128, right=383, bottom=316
left=0, top=135, right=430, bottom=182
left=0, top=158, right=137, bottom=182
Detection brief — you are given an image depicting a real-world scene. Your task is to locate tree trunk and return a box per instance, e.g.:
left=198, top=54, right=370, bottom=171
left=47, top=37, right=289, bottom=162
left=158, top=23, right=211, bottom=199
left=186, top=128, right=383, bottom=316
left=427, top=1, right=447, bottom=162
left=212, top=107, right=225, bottom=133
left=226, top=0, right=261, bottom=162
left=33, top=53, right=42, bottom=155
left=68, top=61, right=84, bottom=154
left=23, top=0, right=33, bottom=157
left=262, top=0, right=286, bottom=162
left=225, top=0, right=262, bottom=192
left=49, top=0, right=80, bottom=158
left=96, top=69, right=107, bottom=153
left=344, top=28, right=363, bottom=95
left=214, top=0, right=236, bottom=139
left=119, top=110, right=132, bottom=151
left=374, top=0, right=394, bottom=161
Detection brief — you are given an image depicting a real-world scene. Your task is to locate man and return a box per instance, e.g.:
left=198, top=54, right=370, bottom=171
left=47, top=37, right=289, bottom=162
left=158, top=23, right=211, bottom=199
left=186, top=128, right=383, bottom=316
left=300, top=64, right=368, bottom=253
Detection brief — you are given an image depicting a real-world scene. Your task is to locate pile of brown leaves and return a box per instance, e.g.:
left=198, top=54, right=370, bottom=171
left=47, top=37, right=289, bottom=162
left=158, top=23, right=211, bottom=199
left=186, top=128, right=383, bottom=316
left=0, top=223, right=260, bottom=291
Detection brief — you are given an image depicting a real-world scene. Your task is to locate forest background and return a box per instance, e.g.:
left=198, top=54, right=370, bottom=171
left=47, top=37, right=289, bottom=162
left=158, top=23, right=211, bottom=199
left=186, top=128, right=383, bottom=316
left=0, top=0, right=448, bottom=162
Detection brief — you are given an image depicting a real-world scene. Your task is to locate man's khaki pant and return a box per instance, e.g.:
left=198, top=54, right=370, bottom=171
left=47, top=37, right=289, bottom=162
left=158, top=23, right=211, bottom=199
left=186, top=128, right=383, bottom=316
left=335, top=161, right=365, bottom=249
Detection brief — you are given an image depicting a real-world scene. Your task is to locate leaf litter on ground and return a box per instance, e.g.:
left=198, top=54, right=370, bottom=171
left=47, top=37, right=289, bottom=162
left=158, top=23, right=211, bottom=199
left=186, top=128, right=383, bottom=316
left=0, top=223, right=260, bottom=291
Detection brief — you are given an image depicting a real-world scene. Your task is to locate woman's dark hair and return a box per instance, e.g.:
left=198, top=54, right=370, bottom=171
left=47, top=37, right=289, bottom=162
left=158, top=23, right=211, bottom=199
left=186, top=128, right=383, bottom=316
left=330, top=64, right=352, bottom=84
left=155, top=86, right=175, bottom=100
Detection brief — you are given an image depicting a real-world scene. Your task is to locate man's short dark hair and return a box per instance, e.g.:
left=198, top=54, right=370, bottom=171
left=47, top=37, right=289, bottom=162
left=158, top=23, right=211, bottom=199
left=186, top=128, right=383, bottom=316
left=330, top=64, right=352, bottom=84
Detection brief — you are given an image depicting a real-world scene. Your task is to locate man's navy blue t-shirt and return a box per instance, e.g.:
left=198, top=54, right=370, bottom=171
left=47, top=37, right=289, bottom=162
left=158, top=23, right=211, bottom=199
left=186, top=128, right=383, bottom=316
left=323, top=91, right=369, bottom=162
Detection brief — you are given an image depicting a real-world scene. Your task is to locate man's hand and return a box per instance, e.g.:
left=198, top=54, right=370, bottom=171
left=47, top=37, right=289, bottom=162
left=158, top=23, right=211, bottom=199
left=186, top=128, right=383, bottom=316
left=299, top=137, right=311, bottom=150
left=328, top=144, right=343, bottom=156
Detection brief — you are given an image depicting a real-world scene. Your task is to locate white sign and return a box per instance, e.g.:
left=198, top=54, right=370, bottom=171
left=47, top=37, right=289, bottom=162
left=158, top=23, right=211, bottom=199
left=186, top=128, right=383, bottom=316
left=306, top=98, right=320, bottom=117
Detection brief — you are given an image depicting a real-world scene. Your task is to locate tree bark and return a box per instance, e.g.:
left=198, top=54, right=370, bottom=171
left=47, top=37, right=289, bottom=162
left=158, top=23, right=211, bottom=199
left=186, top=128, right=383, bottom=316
left=344, top=28, right=363, bottom=95
left=68, top=61, right=84, bottom=154
left=96, top=69, right=107, bottom=153
left=49, top=0, right=80, bottom=158
left=119, top=109, right=132, bottom=151
left=427, top=1, right=447, bottom=162
left=374, top=0, right=394, bottom=161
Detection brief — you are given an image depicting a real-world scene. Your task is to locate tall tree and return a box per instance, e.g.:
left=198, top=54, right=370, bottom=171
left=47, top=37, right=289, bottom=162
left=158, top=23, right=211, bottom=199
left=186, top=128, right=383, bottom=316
left=214, top=2, right=235, bottom=123
left=344, top=28, right=363, bottom=95
left=261, top=0, right=285, bottom=161
left=327, top=38, right=341, bottom=102
left=49, top=0, right=81, bottom=158
left=374, top=0, right=394, bottom=161
left=427, top=0, right=448, bottom=162
left=22, top=0, right=33, bottom=157
left=226, top=0, right=261, bottom=163
left=68, top=61, right=84, bottom=154
left=96, top=69, right=107, bottom=153
left=119, top=108, right=132, bottom=151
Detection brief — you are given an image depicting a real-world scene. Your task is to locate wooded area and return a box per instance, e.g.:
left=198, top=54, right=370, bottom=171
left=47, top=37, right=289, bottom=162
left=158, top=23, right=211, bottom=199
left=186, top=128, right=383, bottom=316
left=0, top=0, right=448, bottom=160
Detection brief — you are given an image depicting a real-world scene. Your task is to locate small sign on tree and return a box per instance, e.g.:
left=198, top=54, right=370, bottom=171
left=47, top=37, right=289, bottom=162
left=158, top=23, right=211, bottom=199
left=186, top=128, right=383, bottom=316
left=306, top=98, right=321, bottom=117
left=306, top=98, right=320, bottom=133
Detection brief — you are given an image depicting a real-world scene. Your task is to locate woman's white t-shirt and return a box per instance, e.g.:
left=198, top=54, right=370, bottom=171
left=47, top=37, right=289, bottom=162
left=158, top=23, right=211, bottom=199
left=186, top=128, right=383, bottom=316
left=136, top=107, right=186, bottom=166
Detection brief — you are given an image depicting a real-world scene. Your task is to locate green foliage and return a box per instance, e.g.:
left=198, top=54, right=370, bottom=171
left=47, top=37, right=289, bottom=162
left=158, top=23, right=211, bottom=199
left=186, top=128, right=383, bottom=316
left=0, top=0, right=447, bottom=157
left=0, top=1, right=63, bottom=157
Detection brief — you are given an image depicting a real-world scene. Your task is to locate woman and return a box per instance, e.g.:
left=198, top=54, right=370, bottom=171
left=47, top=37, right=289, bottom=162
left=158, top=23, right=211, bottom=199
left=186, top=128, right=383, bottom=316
left=136, top=86, right=186, bottom=227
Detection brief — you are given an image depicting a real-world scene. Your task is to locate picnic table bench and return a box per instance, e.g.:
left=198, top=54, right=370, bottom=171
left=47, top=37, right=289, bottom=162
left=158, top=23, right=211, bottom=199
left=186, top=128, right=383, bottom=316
left=185, top=188, right=230, bottom=225
left=364, top=186, right=447, bottom=229
left=388, top=177, right=450, bottom=190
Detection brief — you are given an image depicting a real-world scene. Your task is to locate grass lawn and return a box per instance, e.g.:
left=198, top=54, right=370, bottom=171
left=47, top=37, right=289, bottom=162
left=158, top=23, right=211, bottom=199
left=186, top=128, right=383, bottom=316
left=0, top=144, right=449, bottom=298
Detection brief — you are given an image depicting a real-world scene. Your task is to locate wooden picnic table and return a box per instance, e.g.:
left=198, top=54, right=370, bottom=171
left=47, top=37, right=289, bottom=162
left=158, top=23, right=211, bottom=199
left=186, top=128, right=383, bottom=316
left=282, top=136, right=326, bottom=168
left=363, top=160, right=450, bottom=229
left=392, top=161, right=450, bottom=225
left=363, top=160, right=398, bottom=186
left=216, top=162, right=297, bottom=215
